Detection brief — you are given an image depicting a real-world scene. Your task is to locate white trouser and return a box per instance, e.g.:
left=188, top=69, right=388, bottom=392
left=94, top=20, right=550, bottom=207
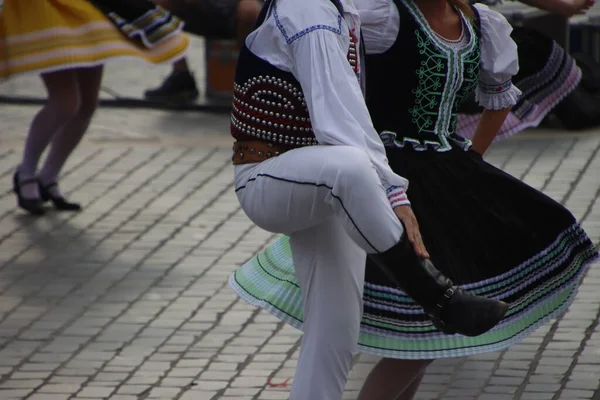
left=234, top=145, right=405, bottom=400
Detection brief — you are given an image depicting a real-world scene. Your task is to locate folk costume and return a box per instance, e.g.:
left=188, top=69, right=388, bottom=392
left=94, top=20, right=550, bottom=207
left=0, top=0, right=189, bottom=79
left=229, top=0, right=507, bottom=397
left=457, top=0, right=582, bottom=139
left=229, top=0, right=598, bottom=368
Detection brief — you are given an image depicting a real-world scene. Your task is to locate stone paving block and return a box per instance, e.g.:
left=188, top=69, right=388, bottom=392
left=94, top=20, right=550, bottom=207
left=477, top=395, right=514, bottom=400
left=224, top=387, right=263, bottom=397
left=199, top=370, right=238, bottom=381
left=0, top=389, right=34, bottom=399
left=413, top=391, right=439, bottom=400
left=77, top=386, right=117, bottom=398
left=566, top=379, right=600, bottom=390
left=147, top=386, right=182, bottom=398
left=521, top=392, right=560, bottom=399
left=116, top=385, right=151, bottom=395
left=28, top=395, right=71, bottom=400
left=444, top=388, right=480, bottom=397
left=254, top=392, right=290, bottom=400
left=35, top=383, right=82, bottom=394
left=187, top=380, right=228, bottom=391
left=178, top=390, right=218, bottom=400
left=482, top=385, right=518, bottom=395
left=0, top=379, right=44, bottom=389
left=10, top=370, right=52, bottom=380
left=560, top=389, right=598, bottom=399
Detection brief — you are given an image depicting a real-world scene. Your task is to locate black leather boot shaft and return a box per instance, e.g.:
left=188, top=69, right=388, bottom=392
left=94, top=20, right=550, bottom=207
left=368, top=236, right=509, bottom=337
left=369, top=237, right=451, bottom=312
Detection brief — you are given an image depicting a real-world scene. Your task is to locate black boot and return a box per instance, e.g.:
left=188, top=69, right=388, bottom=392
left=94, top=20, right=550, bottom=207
left=368, top=237, right=508, bottom=337
left=144, top=70, right=199, bottom=103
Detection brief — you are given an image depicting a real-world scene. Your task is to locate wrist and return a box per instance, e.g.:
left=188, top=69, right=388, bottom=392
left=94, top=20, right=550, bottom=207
left=387, top=186, right=410, bottom=208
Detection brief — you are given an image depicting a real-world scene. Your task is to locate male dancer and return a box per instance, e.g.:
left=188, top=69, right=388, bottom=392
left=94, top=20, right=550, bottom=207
left=229, top=0, right=508, bottom=397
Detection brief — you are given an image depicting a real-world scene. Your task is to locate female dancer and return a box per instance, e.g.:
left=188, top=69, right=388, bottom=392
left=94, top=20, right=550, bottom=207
left=227, top=0, right=510, bottom=397
left=1, top=0, right=189, bottom=215
left=229, top=0, right=599, bottom=398
left=457, top=0, right=594, bottom=139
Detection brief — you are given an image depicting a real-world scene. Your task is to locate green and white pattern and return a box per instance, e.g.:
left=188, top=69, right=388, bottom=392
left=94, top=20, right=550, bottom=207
left=229, top=227, right=597, bottom=359
left=398, top=1, right=479, bottom=151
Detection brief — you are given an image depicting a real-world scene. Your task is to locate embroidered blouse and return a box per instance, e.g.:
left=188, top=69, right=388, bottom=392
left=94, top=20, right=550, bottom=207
left=240, top=0, right=410, bottom=207
left=358, top=0, right=521, bottom=111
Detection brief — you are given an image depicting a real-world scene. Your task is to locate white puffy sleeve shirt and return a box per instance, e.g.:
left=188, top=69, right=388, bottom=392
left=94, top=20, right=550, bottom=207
left=357, top=0, right=521, bottom=110
left=244, top=0, right=410, bottom=207
left=473, top=3, right=521, bottom=109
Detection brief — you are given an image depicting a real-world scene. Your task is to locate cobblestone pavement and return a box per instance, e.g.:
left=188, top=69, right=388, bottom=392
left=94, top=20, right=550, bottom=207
left=0, top=104, right=599, bottom=400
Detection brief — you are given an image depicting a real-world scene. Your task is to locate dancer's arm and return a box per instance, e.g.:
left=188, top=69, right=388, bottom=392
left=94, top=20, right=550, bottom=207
left=283, top=5, right=411, bottom=208
left=471, top=4, right=521, bottom=154
left=470, top=107, right=511, bottom=155
left=518, top=0, right=594, bottom=17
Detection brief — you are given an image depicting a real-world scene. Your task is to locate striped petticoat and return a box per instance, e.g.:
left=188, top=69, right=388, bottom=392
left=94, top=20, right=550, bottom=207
left=229, top=147, right=599, bottom=359
left=457, top=26, right=581, bottom=141
left=0, top=0, right=189, bottom=79
left=89, top=0, right=184, bottom=49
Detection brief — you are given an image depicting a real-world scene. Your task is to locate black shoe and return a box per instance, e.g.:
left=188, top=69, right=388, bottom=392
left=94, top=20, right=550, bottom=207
left=12, top=171, right=45, bottom=216
left=368, top=236, right=508, bottom=337
left=144, top=70, right=199, bottom=103
left=38, top=181, right=81, bottom=211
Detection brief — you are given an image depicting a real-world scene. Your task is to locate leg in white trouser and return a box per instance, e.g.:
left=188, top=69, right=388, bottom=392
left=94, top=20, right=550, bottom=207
left=235, top=145, right=404, bottom=254
left=234, top=145, right=404, bottom=399
left=289, top=219, right=366, bottom=400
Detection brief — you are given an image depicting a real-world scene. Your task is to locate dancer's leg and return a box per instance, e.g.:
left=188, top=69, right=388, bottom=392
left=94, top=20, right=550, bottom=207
left=235, top=145, right=405, bottom=255
left=397, top=370, right=427, bottom=400
left=38, top=65, right=103, bottom=197
left=356, top=358, right=432, bottom=400
left=289, top=219, right=367, bottom=400
left=18, top=69, right=79, bottom=198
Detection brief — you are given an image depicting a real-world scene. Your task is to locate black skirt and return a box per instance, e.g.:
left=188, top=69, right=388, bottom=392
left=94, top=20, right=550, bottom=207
left=229, top=146, right=597, bottom=359
left=370, top=146, right=580, bottom=284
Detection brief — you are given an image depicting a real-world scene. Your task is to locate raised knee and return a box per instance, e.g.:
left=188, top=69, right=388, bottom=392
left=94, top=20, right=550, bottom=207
left=333, top=147, right=374, bottom=180
left=335, top=146, right=370, bottom=164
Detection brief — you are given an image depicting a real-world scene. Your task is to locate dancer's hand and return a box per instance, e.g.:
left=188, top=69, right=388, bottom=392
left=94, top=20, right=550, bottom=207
left=548, top=0, right=594, bottom=17
left=394, top=206, right=430, bottom=259
left=577, top=0, right=595, bottom=15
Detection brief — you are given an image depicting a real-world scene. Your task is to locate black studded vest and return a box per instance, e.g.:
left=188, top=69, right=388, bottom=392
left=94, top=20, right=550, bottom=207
left=230, top=0, right=359, bottom=151
left=365, top=0, right=482, bottom=152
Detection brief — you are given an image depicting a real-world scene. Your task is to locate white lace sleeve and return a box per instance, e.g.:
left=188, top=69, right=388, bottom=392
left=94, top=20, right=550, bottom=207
left=473, top=3, right=522, bottom=110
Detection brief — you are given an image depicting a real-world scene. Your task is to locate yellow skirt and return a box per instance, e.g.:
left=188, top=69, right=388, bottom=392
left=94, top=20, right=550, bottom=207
left=0, top=0, right=190, bottom=79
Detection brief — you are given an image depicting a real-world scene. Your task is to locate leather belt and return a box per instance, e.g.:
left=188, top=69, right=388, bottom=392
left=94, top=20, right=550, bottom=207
left=232, top=140, right=290, bottom=165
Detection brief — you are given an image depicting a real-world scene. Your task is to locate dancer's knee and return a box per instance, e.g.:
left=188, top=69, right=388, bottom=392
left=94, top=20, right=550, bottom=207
left=47, top=92, right=80, bottom=122
left=76, top=96, right=99, bottom=121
